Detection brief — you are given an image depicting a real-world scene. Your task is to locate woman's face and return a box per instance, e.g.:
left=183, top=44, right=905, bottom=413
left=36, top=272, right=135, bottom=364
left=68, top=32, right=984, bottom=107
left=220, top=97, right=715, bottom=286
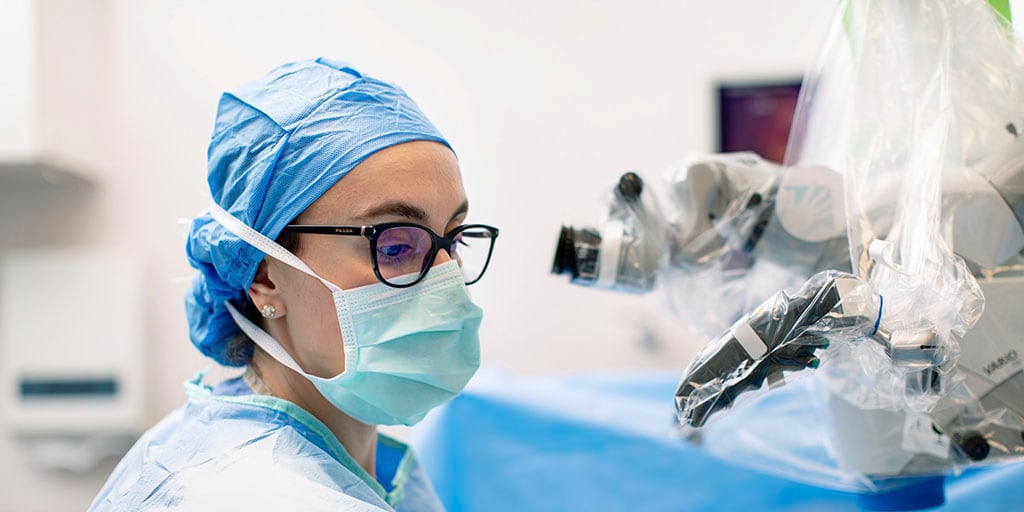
left=259, top=140, right=468, bottom=378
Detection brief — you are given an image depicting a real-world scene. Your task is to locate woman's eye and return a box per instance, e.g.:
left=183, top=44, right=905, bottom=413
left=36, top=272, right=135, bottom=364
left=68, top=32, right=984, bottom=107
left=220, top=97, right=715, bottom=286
left=378, top=244, right=415, bottom=263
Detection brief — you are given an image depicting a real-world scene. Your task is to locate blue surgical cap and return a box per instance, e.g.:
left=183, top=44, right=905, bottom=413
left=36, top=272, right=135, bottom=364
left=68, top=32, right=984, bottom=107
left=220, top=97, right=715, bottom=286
left=185, top=57, right=450, bottom=366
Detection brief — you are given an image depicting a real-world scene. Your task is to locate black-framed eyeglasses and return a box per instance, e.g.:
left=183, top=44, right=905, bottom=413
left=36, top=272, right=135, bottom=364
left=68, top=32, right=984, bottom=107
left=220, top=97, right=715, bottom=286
left=280, top=222, right=499, bottom=288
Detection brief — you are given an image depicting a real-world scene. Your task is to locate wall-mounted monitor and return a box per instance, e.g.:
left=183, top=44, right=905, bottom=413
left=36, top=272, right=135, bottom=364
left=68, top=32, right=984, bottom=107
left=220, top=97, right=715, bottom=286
left=717, top=80, right=802, bottom=164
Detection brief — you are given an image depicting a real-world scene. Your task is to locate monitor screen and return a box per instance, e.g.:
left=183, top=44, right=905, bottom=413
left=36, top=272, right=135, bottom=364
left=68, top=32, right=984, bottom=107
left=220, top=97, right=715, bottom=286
left=717, top=80, right=802, bottom=164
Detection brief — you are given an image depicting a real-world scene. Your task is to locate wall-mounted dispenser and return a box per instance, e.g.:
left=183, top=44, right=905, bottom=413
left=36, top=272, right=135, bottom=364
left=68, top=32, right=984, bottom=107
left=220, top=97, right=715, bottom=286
left=0, top=246, right=144, bottom=472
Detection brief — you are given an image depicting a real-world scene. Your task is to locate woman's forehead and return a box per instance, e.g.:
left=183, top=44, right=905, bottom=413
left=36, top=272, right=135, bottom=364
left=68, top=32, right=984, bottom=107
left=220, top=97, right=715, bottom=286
left=300, top=141, right=466, bottom=224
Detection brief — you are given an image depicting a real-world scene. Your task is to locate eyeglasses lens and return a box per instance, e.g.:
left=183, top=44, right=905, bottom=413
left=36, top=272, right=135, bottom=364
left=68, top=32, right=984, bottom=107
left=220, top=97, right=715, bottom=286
left=451, top=228, right=494, bottom=284
left=376, top=226, right=495, bottom=286
left=375, top=226, right=433, bottom=285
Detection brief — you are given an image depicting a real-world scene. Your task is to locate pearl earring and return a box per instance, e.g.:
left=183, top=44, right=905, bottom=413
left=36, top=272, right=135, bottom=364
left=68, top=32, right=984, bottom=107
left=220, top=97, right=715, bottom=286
left=261, top=304, right=276, bottom=319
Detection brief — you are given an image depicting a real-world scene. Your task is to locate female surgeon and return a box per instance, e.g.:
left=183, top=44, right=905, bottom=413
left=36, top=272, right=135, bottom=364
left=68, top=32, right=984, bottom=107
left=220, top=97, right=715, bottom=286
left=89, top=58, right=498, bottom=511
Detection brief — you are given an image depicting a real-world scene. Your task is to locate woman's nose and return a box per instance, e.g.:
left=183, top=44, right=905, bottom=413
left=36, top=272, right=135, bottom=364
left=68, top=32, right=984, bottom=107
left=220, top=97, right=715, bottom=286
left=432, top=246, right=454, bottom=266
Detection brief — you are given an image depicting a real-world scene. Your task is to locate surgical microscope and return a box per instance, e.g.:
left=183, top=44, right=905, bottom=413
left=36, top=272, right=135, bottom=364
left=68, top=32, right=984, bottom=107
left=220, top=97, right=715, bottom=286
left=551, top=143, right=1024, bottom=477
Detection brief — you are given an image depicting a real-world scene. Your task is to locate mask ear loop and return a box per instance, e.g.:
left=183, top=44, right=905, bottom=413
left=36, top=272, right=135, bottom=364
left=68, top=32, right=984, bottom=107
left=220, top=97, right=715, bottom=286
left=223, top=300, right=311, bottom=378
left=207, top=204, right=357, bottom=375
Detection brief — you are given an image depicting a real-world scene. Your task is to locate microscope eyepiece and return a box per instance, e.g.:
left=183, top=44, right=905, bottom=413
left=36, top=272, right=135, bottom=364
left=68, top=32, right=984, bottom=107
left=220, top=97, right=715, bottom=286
left=616, top=172, right=644, bottom=201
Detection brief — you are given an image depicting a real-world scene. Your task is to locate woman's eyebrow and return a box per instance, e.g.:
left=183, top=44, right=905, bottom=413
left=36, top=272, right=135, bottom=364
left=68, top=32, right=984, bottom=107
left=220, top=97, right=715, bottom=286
left=354, top=199, right=470, bottom=224
left=449, top=199, right=469, bottom=223
left=352, top=199, right=468, bottom=224
left=355, top=201, right=428, bottom=222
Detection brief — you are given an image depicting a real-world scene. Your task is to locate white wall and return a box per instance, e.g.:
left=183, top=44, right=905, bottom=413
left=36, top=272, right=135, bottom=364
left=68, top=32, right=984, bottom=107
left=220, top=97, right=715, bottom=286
left=0, top=1, right=838, bottom=510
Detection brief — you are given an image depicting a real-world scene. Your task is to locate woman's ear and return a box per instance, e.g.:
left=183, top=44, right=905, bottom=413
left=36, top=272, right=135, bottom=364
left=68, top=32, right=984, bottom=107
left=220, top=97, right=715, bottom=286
left=249, top=258, right=285, bottom=318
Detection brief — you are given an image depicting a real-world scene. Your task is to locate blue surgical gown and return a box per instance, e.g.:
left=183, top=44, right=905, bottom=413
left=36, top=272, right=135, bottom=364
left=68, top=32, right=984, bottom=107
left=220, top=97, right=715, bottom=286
left=89, top=372, right=445, bottom=511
